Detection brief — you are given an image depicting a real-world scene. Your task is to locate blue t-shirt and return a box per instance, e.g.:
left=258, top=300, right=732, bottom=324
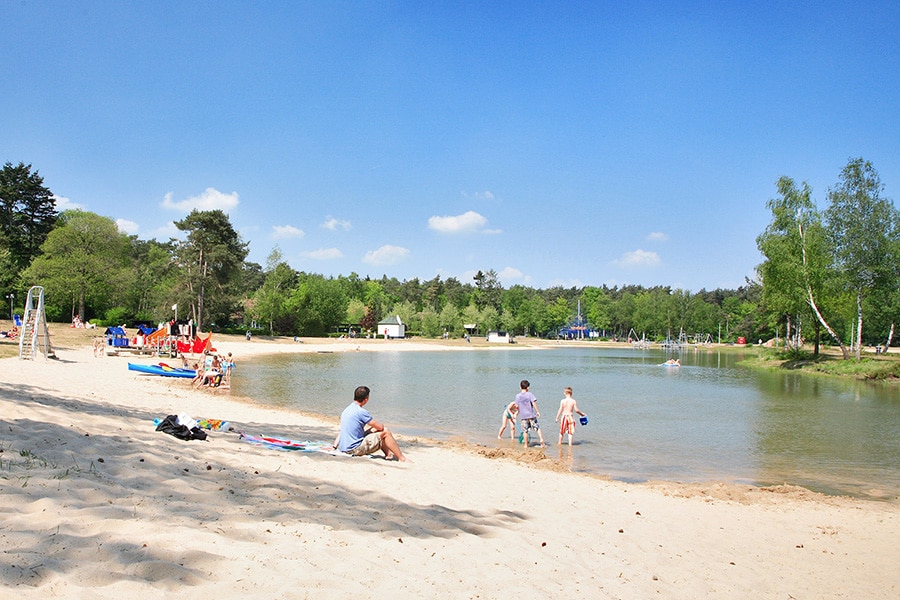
left=337, top=402, right=373, bottom=452
left=515, top=391, right=537, bottom=419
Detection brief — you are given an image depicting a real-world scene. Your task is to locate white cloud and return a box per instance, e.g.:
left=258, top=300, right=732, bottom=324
left=363, top=244, right=409, bottom=266
left=116, top=219, right=139, bottom=235
left=161, top=187, right=239, bottom=213
left=462, top=190, right=496, bottom=201
left=614, top=249, right=661, bottom=268
left=53, top=194, right=84, bottom=211
left=498, top=266, right=531, bottom=284
left=272, top=224, right=305, bottom=239
left=548, top=277, right=585, bottom=288
left=460, top=269, right=479, bottom=283
left=303, top=248, right=343, bottom=260
left=322, top=216, right=351, bottom=231
left=428, top=210, right=494, bottom=233
left=151, top=221, right=181, bottom=240
left=646, top=231, right=669, bottom=242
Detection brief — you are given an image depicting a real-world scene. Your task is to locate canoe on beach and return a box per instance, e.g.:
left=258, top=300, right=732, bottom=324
left=127, top=362, right=197, bottom=378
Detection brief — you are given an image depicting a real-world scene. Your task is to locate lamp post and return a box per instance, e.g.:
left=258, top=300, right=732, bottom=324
left=5, top=293, right=13, bottom=321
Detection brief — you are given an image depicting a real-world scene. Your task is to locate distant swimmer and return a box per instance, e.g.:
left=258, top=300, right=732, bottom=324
left=663, top=358, right=681, bottom=366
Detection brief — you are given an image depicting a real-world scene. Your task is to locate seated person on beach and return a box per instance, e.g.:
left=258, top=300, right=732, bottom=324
left=335, top=385, right=409, bottom=462
left=195, top=354, right=223, bottom=387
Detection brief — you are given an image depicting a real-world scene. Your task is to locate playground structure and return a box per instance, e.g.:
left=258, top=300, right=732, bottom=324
left=7, top=286, right=214, bottom=360
left=557, top=300, right=599, bottom=340
left=101, top=319, right=213, bottom=358
left=18, top=286, right=55, bottom=360
left=628, top=328, right=652, bottom=349
left=629, top=326, right=716, bottom=350
left=660, top=328, right=716, bottom=350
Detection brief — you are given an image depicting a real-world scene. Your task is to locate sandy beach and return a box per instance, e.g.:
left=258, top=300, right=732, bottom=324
left=2, top=333, right=898, bottom=599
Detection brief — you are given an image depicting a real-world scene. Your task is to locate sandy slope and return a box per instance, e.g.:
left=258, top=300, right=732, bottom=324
left=1, top=338, right=897, bottom=599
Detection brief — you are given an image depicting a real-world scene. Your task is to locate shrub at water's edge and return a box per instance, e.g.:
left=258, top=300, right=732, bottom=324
left=742, top=347, right=900, bottom=382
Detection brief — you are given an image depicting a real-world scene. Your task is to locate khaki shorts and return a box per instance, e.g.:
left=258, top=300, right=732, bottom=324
left=350, top=431, right=382, bottom=456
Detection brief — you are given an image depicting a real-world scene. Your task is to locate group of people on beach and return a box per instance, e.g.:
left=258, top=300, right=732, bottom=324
left=191, top=351, right=235, bottom=388
left=498, top=380, right=587, bottom=447
left=331, top=378, right=587, bottom=465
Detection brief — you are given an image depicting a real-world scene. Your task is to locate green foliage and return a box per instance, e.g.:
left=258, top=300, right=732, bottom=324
left=288, top=273, right=349, bottom=336
left=0, top=246, right=16, bottom=293
left=825, top=158, right=896, bottom=292
left=756, top=177, right=820, bottom=323
left=824, top=158, right=899, bottom=358
left=747, top=348, right=900, bottom=381
left=438, top=303, right=462, bottom=335
left=251, top=249, right=298, bottom=334
left=23, top=210, right=130, bottom=322
left=102, top=306, right=130, bottom=327
left=173, top=209, right=249, bottom=331
left=420, top=306, right=442, bottom=337
left=0, top=162, right=58, bottom=272
left=479, top=305, right=501, bottom=331
left=582, top=286, right=612, bottom=331
left=127, top=238, right=179, bottom=323
left=473, top=269, right=502, bottom=311
left=546, top=297, right=571, bottom=331
left=346, top=298, right=367, bottom=326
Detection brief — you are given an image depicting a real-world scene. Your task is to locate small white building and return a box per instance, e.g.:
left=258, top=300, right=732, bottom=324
left=378, top=315, right=405, bottom=339
left=486, top=330, right=514, bottom=344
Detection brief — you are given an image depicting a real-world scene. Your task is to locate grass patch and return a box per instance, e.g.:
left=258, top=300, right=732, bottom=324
left=0, top=319, right=103, bottom=359
left=0, top=445, right=80, bottom=488
left=743, top=347, right=900, bottom=382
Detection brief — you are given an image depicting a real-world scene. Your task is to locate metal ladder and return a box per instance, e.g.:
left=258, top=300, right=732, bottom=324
left=18, top=285, right=55, bottom=360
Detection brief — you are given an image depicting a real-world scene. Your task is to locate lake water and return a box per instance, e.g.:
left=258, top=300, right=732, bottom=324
left=231, top=346, right=900, bottom=500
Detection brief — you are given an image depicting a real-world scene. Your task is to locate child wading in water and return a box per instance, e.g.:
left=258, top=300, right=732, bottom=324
left=555, top=386, right=586, bottom=446
left=514, top=380, right=545, bottom=448
left=497, top=401, right=518, bottom=439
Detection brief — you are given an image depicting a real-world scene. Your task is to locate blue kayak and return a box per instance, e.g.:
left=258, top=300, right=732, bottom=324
left=128, top=362, right=197, bottom=378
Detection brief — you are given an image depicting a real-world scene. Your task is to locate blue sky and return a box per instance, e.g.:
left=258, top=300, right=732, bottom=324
left=3, top=2, right=898, bottom=292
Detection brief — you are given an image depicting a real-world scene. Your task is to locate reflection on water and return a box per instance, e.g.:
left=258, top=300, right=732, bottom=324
left=232, top=346, right=900, bottom=499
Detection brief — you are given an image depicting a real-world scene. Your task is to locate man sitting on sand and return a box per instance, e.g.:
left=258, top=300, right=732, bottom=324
left=336, top=385, right=409, bottom=462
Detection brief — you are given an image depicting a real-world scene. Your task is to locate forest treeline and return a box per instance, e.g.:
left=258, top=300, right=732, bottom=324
left=1, top=158, right=896, bottom=357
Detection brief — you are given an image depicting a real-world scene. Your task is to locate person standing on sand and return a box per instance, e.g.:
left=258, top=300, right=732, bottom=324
left=223, top=352, right=235, bottom=381
left=555, top=386, right=586, bottom=446
left=336, top=386, right=409, bottom=462
left=514, top=380, right=545, bottom=448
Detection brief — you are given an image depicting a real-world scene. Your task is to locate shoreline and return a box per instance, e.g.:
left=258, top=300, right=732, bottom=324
left=2, top=336, right=899, bottom=597
left=220, top=335, right=899, bottom=502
